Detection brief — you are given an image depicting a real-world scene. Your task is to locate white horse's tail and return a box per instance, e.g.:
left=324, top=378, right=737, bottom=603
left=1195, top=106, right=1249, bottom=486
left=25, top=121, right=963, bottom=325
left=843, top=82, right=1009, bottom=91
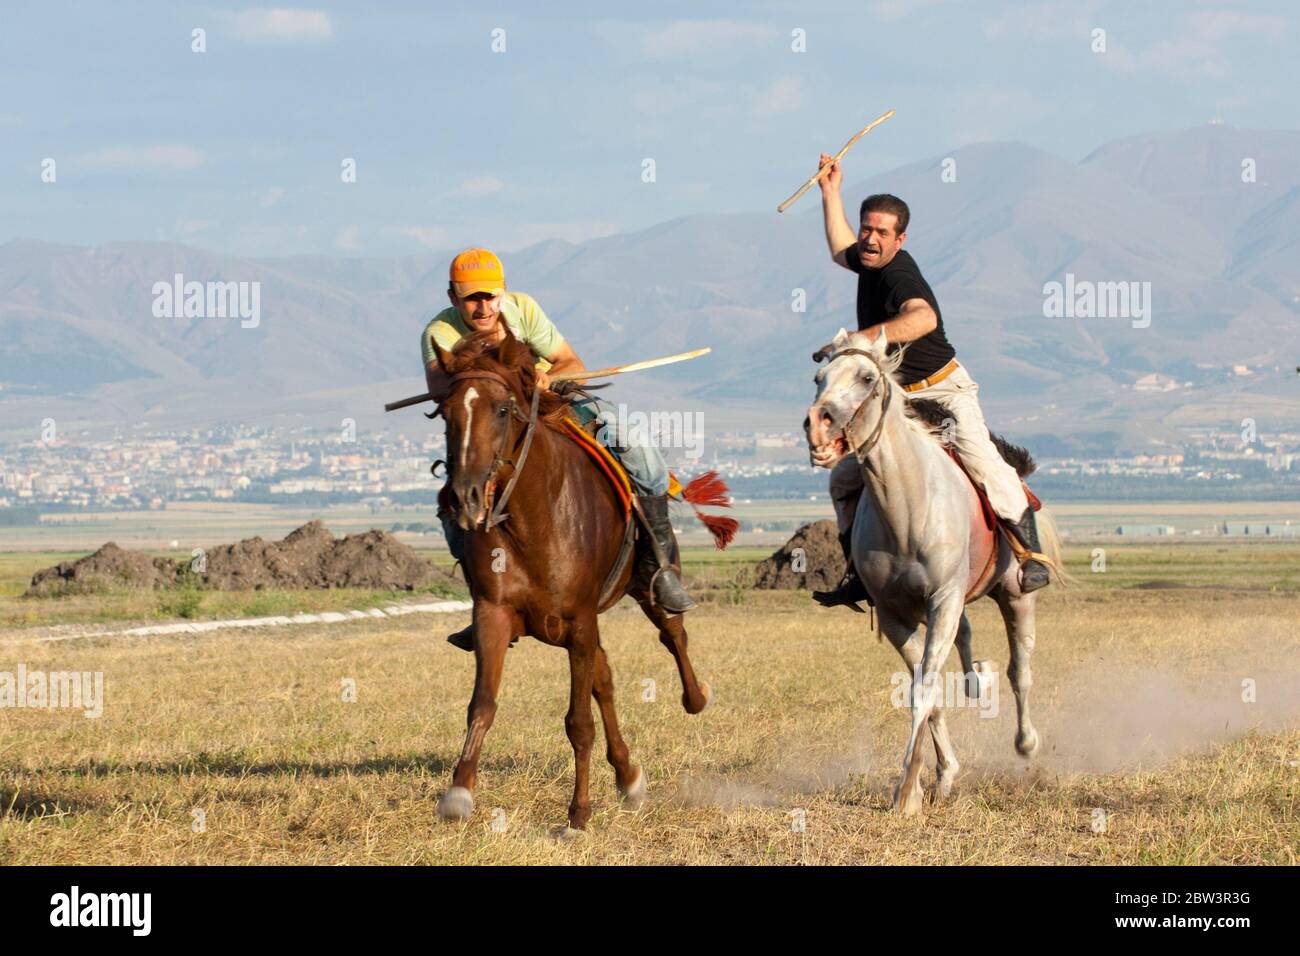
left=1036, top=506, right=1074, bottom=587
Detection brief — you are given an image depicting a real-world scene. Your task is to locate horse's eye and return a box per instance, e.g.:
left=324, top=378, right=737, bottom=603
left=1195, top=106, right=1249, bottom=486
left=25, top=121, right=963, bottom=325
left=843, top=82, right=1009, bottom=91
left=497, top=404, right=509, bottom=417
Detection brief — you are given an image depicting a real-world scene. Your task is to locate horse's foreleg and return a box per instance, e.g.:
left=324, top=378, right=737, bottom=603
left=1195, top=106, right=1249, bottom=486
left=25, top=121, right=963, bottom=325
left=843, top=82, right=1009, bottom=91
left=437, top=601, right=511, bottom=822
left=638, top=599, right=711, bottom=714
left=564, top=612, right=599, bottom=830
left=896, top=593, right=965, bottom=815
left=592, top=642, right=644, bottom=809
left=994, top=588, right=1039, bottom=758
left=883, top=611, right=961, bottom=807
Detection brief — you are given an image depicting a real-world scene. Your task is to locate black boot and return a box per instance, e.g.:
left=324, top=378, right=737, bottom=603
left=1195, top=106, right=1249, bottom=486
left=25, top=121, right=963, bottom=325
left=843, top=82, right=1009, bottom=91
left=1002, top=507, right=1051, bottom=593
left=634, top=494, right=696, bottom=614
left=447, top=623, right=474, bottom=652
left=812, top=530, right=871, bottom=612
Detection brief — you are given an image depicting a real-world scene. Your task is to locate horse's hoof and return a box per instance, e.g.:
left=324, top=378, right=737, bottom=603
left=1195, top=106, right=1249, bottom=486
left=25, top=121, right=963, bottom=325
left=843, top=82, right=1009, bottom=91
left=894, top=788, right=925, bottom=816
left=618, top=766, right=647, bottom=810
left=551, top=825, right=585, bottom=842
left=436, top=786, right=475, bottom=821
left=1016, top=728, right=1040, bottom=759
left=682, top=681, right=712, bottom=714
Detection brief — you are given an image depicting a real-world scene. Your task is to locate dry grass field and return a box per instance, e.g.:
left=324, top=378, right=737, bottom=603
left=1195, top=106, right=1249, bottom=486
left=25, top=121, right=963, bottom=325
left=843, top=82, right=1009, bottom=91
left=0, top=542, right=1296, bottom=865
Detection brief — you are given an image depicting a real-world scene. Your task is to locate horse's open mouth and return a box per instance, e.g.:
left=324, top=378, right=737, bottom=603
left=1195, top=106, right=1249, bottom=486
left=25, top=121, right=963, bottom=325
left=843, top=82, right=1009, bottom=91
left=810, top=433, right=849, bottom=467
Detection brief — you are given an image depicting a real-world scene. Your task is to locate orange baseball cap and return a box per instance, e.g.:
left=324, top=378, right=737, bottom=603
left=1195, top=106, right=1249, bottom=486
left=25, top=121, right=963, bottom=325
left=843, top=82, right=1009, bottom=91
left=449, top=248, right=505, bottom=298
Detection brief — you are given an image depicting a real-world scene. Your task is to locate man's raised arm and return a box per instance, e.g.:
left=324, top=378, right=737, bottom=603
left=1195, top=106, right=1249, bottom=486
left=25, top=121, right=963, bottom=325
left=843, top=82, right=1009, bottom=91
left=818, top=152, right=858, bottom=270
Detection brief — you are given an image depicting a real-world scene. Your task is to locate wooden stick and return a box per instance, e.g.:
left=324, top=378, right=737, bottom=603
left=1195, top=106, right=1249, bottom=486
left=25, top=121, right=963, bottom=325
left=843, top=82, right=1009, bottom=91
left=384, top=347, right=712, bottom=412
left=549, top=347, right=711, bottom=383
left=777, top=108, right=896, bottom=214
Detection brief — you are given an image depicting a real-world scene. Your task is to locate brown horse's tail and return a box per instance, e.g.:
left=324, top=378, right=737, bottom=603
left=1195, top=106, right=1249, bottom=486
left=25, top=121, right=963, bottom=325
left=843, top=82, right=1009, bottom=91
left=678, top=471, right=738, bottom=550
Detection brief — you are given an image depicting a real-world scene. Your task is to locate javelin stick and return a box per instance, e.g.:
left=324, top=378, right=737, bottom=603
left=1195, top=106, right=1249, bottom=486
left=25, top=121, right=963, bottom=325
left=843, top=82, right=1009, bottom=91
left=549, top=346, right=711, bottom=383
left=777, top=108, right=896, bottom=214
left=383, top=347, right=712, bottom=412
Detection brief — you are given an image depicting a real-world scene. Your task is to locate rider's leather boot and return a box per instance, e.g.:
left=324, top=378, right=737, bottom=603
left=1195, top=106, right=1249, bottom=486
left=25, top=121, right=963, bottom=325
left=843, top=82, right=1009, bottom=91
left=633, top=494, right=696, bottom=614
left=812, top=529, right=872, bottom=612
left=1001, top=506, right=1051, bottom=593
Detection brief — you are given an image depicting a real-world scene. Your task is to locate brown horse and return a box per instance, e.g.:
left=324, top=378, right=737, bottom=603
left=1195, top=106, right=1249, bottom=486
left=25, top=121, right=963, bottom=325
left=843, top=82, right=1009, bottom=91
left=427, top=327, right=726, bottom=832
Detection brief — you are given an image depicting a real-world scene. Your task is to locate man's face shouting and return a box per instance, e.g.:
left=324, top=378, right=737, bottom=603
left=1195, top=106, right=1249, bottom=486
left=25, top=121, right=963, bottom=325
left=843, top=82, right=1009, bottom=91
left=858, top=211, right=905, bottom=270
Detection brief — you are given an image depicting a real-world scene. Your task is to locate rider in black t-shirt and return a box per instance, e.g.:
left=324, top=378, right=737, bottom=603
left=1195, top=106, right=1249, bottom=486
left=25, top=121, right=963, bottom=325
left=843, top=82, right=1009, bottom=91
left=809, top=154, right=1052, bottom=606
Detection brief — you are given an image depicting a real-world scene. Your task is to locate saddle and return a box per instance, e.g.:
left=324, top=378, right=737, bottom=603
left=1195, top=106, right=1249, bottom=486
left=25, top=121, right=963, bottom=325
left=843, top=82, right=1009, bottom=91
left=553, top=413, right=636, bottom=609
left=942, top=445, right=1041, bottom=604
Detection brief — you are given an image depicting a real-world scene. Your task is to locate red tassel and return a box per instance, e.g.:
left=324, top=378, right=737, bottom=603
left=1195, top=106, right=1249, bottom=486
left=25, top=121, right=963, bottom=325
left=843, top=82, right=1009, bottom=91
left=695, top=510, right=738, bottom=550
left=681, top=470, right=731, bottom=508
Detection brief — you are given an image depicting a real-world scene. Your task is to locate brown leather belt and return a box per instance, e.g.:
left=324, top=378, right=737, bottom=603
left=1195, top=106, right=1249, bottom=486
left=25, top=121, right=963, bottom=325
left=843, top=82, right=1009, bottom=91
left=901, top=358, right=959, bottom=393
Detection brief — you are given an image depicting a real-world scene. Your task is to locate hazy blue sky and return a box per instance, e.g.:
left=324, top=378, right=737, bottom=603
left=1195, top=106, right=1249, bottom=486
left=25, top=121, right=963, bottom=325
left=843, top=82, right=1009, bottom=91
left=2, top=1, right=1295, bottom=257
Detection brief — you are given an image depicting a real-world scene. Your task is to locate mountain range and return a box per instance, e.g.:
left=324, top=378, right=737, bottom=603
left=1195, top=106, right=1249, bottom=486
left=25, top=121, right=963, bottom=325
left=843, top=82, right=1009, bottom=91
left=2, top=124, right=1298, bottom=455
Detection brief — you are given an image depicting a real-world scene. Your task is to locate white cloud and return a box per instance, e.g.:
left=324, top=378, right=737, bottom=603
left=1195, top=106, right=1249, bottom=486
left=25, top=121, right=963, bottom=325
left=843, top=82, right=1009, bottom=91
left=385, top=225, right=452, bottom=250
left=454, top=176, right=505, bottom=198
left=754, top=76, right=803, bottom=115
left=1100, top=8, right=1287, bottom=78
left=872, top=0, right=956, bottom=23
left=259, top=186, right=286, bottom=208
left=173, top=218, right=212, bottom=237
left=235, top=8, right=333, bottom=43
left=635, top=19, right=775, bottom=59
left=335, top=224, right=362, bottom=251
left=983, top=1, right=1098, bottom=40
left=79, top=145, right=204, bottom=171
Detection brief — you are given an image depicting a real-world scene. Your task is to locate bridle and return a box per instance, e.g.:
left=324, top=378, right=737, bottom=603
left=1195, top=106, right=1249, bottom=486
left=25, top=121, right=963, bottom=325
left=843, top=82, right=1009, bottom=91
left=428, top=368, right=541, bottom=530
left=813, top=343, right=894, bottom=458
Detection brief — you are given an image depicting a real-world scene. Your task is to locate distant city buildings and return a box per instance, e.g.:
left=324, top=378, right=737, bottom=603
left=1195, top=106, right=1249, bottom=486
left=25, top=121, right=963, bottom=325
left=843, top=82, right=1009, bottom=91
left=0, top=423, right=1297, bottom=513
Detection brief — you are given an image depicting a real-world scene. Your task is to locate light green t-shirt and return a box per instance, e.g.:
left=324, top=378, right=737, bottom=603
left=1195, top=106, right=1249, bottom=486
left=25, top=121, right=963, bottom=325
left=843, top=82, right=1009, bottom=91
left=420, top=292, right=564, bottom=371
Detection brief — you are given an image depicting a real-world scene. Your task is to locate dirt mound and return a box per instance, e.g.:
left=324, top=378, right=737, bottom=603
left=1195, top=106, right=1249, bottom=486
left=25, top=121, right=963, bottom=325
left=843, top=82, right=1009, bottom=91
left=27, top=522, right=444, bottom=595
left=26, top=542, right=177, bottom=595
left=198, top=521, right=438, bottom=591
left=752, top=520, right=844, bottom=591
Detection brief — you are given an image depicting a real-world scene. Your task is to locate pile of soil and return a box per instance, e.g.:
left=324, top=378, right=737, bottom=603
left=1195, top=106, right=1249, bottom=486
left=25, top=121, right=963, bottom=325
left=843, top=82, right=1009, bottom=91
left=27, top=542, right=177, bottom=595
left=199, top=521, right=438, bottom=591
left=752, top=520, right=844, bottom=591
left=26, top=521, right=446, bottom=595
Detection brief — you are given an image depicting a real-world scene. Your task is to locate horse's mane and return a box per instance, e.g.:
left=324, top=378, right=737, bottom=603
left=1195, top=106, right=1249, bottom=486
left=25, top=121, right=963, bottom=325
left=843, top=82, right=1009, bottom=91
left=826, top=336, right=1036, bottom=478
left=442, top=329, right=571, bottom=432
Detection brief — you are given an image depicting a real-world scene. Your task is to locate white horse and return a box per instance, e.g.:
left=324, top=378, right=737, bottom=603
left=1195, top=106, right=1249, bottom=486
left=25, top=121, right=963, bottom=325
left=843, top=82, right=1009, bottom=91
left=805, top=329, right=1065, bottom=815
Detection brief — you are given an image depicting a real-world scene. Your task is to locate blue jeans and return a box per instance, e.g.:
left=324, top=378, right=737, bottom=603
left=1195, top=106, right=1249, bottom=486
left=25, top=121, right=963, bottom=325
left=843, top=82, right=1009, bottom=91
left=569, top=395, right=670, bottom=497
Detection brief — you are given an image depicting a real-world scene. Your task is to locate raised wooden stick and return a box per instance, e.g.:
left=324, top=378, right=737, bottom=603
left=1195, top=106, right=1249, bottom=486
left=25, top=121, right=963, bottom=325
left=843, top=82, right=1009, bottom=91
left=777, top=108, right=896, bottom=213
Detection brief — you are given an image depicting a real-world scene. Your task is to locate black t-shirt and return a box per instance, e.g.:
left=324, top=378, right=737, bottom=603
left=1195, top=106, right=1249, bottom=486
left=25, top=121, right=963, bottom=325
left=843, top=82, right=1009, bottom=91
left=844, top=248, right=956, bottom=384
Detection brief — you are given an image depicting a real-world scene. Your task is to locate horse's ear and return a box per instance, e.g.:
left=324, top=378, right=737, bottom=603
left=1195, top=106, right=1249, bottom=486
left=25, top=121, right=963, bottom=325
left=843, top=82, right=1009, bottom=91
left=497, top=323, right=523, bottom=366
left=833, top=327, right=850, bottom=347
left=431, top=339, right=452, bottom=373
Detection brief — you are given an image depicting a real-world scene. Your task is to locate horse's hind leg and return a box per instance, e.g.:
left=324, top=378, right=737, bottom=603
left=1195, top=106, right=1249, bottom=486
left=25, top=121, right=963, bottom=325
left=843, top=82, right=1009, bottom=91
left=592, top=642, right=645, bottom=809
left=880, top=610, right=960, bottom=804
left=638, top=599, right=711, bottom=714
left=993, top=587, right=1039, bottom=758
left=564, top=609, right=600, bottom=830
left=438, top=601, right=512, bottom=822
